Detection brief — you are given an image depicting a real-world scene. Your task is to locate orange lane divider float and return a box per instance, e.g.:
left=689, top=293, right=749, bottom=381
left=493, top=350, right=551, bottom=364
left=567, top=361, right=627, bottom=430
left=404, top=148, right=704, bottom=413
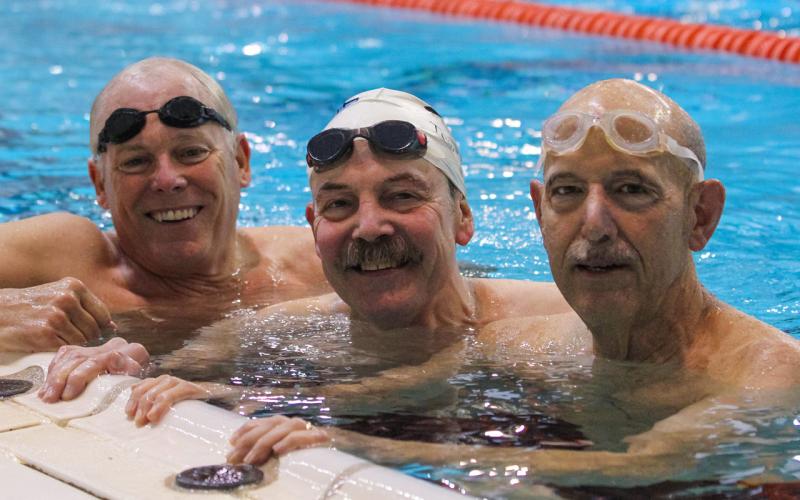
left=331, top=0, right=800, bottom=64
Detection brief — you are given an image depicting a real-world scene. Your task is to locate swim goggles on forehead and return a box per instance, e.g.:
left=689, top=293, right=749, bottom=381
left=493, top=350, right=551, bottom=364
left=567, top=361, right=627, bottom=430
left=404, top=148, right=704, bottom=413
left=537, top=110, right=704, bottom=180
left=96, top=96, right=232, bottom=154
left=306, top=120, right=427, bottom=173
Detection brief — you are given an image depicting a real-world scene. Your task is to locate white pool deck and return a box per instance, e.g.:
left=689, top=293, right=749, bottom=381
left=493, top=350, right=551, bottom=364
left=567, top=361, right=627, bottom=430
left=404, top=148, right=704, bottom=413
left=0, top=352, right=470, bottom=500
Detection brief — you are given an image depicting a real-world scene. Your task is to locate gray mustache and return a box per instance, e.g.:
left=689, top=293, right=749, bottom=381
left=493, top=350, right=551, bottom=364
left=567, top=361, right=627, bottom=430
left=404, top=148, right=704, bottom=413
left=341, top=236, right=422, bottom=269
left=566, top=239, right=636, bottom=266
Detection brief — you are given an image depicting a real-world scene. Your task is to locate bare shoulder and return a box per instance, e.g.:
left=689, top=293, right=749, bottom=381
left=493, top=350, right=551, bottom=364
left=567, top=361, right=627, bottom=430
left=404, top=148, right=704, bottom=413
left=0, top=212, right=112, bottom=285
left=472, top=278, right=572, bottom=322
left=243, top=225, right=315, bottom=252
left=259, top=292, right=348, bottom=317
left=479, top=311, right=590, bottom=354
left=241, top=226, right=329, bottom=293
left=707, top=304, right=800, bottom=388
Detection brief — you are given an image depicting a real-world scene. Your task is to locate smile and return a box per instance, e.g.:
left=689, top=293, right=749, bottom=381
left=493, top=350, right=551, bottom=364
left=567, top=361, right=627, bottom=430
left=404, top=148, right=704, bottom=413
left=350, top=256, right=412, bottom=273
left=147, top=207, right=201, bottom=223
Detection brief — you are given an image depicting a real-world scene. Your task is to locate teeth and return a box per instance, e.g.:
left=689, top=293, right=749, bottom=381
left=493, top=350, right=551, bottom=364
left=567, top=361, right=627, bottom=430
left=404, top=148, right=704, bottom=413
left=360, top=257, right=398, bottom=271
left=151, top=207, right=198, bottom=223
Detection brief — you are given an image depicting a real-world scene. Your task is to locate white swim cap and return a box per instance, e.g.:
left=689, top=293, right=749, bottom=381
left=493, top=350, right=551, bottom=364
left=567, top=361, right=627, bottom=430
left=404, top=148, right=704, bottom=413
left=320, top=88, right=465, bottom=195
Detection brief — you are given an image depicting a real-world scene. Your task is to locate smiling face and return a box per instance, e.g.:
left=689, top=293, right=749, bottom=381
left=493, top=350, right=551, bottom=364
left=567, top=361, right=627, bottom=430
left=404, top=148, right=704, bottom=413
left=88, top=66, right=250, bottom=277
left=306, top=140, right=473, bottom=329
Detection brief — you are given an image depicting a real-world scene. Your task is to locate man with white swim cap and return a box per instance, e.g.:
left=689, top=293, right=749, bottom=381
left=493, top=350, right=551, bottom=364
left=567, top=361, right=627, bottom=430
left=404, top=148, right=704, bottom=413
left=292, top=87, right=570, bottom=330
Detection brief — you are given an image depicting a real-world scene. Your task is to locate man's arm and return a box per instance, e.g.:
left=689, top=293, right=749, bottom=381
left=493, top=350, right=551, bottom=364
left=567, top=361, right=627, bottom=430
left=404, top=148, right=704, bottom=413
left=0, top=213, right=115, bottom=351
left=326, top=387, right=800, bottom=482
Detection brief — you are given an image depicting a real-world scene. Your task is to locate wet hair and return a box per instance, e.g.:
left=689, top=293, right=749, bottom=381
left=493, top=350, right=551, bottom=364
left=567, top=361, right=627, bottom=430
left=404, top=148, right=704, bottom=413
left=89, top=57, right=237, bottom=154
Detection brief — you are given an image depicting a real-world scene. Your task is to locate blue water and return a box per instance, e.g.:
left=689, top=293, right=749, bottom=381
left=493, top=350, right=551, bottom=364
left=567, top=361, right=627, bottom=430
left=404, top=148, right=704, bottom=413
left=1, top=0, right=798, bottom=336
left=1, top=0, right=800, bottom=495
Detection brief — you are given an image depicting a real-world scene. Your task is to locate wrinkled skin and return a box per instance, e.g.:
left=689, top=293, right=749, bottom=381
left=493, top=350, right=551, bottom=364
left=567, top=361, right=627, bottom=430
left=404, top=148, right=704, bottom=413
left=306, top=140, right=474, bottom=330
left=0, top=278, right=113, bottom=352
left=38, top=337, right=148, bottom=402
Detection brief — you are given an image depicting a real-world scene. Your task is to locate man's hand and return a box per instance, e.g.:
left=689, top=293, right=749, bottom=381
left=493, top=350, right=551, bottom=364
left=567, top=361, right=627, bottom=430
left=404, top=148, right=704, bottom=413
left=0, top=277, right=114, bottom=352
left=38, top=337, right=149, bottom=402
left=125, top=375, right=211, bottom=426
left=228, top=416, right=330, bottom=465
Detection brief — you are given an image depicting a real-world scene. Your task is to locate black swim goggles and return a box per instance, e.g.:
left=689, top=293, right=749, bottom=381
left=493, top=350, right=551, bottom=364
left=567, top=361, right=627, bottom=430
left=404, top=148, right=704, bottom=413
left=96, top=96, right=232, bottom=154
left=306, top=120, right=427, bottom=172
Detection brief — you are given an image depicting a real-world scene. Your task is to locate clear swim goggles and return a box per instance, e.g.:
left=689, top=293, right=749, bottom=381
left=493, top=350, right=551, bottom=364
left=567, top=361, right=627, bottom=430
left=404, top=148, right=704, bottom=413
left=537, top=110, right=704, bottom=181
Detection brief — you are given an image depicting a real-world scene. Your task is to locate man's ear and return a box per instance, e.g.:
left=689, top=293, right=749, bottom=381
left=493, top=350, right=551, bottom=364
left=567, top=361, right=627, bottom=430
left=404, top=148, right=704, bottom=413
left=88, top=158, right=109, bottom=209
left=305, top=202, right=323, bottom=258
left=530, top=179, right=544, bottom=224
left=455, top=196, right=475, bottom=246
left=235, top=133, right=252, bottom=187
left=305, top=202, right=316, bottom=228
left=688, top=179, right=725, bottom=251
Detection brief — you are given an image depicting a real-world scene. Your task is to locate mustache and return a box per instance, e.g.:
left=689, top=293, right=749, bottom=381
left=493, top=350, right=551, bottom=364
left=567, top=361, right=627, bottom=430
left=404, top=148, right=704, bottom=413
left=565, top=239, right=636, bottom=266
left=340, top=236, right=423, bottom=269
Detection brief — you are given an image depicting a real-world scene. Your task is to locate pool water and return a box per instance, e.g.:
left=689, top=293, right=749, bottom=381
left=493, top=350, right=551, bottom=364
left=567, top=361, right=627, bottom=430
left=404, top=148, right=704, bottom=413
left=2, top=0, right=800, bottom=497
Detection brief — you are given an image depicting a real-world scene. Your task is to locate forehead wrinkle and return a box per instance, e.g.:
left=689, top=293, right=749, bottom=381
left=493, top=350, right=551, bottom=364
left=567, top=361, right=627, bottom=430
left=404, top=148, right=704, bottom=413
left=383, top=172, right=431, bottom=189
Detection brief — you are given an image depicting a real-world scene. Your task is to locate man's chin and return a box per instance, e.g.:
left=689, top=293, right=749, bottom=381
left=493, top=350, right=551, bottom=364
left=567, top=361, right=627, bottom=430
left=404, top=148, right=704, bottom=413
left=349, top=294, right=422, bottom=330
left=568, top=289, right=636, bottom=322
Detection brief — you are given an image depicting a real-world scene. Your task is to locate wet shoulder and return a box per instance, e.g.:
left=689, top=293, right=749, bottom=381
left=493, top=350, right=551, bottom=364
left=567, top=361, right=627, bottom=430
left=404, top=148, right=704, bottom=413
left=707, top=304, right=800, bottom=388
left=1, top=211, right=103, bottom=244
left=241, top=226, right=328, bottom=292
left=479, top=311, right=590, bottom=354
left=472, top=278, right=572, bottom=321
left=0, top=212, right=113, bottom=279
left=260, top=292, right=346, bottom=317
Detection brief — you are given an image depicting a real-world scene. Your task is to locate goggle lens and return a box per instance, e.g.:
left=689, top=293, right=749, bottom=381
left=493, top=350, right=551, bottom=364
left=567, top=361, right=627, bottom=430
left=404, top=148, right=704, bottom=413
left=308, top=129, right=350, bottom=164
left=547, top=114, right=581, bottom=144
left=371, top=121, right=417, bottom=152
left=610, top=114, right=655, bottom=149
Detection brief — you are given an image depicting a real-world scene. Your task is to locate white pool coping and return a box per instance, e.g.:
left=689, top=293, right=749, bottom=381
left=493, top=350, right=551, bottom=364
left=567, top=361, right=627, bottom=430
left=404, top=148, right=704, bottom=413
left=0, top=352, right=470, bottom=499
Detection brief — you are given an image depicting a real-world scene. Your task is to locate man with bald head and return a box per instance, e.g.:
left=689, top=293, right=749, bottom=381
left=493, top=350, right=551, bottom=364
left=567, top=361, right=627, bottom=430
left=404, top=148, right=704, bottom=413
left=0, top=57, right=327, bottom=356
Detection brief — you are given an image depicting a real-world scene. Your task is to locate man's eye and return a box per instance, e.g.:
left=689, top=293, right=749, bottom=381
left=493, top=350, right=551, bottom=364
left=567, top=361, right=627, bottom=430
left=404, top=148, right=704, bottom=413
left=117, top=157, right=149, bottom=172
left=178, top=147, right=210, bottom=163
left=389, top=191, right=418, bottom=201
left=551, top=185, right=580, bottom=196
left=619, top=183, right=649, bottom=195
left=322, top=199, right=352, bottom=211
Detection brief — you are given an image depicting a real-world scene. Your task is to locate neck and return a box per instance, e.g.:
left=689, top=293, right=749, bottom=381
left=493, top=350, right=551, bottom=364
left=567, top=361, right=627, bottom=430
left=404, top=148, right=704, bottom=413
left=587, top=264, right=719, bottom=364
left=118, top=232, right=256, bottom=301
left=352, top=270, right=478, bottom=332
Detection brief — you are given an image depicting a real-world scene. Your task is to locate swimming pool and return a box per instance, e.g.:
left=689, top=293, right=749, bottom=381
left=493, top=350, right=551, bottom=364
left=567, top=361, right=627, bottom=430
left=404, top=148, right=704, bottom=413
left=1, top=0, right=799, bottom=496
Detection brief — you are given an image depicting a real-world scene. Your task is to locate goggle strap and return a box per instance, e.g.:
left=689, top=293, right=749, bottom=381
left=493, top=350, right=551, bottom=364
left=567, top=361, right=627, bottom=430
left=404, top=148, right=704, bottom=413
left=663, top=135, right=704, bottom=181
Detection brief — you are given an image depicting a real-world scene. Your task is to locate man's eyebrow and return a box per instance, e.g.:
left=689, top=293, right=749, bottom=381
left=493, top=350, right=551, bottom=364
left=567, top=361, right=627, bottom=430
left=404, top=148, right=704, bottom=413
left=316, top=181, right=350, bottom=193
left=609, top=169, right=650, bottom=182
left=545, top=172, right=581, bottom=188
left=383, top=173, right=431, bottom=189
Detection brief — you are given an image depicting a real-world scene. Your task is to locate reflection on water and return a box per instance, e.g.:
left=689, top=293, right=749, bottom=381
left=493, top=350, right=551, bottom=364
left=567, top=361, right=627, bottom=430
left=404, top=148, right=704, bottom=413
left=119, top=308, right=800, bottom=497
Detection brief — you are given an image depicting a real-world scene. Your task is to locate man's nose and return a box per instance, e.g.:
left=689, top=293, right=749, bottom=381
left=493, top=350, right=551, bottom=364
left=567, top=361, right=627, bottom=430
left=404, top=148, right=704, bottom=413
left=351, top=200, right=394, bottom=242
left=150, top=155, right=188, bottom=193
left=580, top=186, right=617, bottom=244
